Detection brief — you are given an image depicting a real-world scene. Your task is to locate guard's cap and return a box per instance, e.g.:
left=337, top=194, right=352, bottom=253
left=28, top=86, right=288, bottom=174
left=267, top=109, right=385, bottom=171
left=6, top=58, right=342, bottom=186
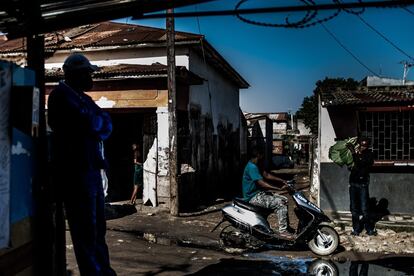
left=62, top=53, right=99, bottom=73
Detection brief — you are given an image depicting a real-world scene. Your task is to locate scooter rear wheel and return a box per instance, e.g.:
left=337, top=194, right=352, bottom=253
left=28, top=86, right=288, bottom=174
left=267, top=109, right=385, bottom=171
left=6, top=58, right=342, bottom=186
left=219, top=225, right=247, bottom=249
left=219, top=225, right=265, bottom=251
left=308, top=225, right=339, bottom=256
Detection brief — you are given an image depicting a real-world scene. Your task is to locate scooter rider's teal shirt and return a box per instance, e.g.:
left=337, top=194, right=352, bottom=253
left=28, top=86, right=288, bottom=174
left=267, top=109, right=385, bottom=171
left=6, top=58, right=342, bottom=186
left=242, top=161, right=263, bottom=201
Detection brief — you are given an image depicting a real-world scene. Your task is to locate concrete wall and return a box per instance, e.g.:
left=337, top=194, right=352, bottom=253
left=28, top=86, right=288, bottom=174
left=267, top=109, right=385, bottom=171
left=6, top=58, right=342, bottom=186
left=320, top=163, right=414, bottom=214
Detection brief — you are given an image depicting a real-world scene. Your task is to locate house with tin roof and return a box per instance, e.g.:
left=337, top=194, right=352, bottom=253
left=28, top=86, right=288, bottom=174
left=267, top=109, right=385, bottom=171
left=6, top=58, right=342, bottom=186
left=314, top=77, right=414, bottom=215
left=0, top=21, right=249, bottom=211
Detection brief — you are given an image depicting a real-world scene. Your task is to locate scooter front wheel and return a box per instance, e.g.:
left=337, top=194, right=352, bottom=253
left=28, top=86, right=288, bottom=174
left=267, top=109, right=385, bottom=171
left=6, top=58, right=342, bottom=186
left=308, top=259, right=338, bottom=276
left=308, top=225, right=339, bottom=256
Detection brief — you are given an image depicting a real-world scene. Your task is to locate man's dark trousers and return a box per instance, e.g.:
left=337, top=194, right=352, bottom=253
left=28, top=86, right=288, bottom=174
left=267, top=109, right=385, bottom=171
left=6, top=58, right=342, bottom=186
left=63, top=170, right=116, bottom=276
left=349, top=182, right=373, bottom=233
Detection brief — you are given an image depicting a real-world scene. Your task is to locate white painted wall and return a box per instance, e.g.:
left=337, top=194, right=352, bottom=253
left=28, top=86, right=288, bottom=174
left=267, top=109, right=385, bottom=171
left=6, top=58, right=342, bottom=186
left=45, top=56, right=190, bottom=69
left=312, top=98, right=337, bottom=206
left=188, top=50, right=240, bottom=133
left=320, top=107, right=336, bottom=163
left=45, top=47, right=190, bottom=69
left=155, top=107, right=170, bottom=199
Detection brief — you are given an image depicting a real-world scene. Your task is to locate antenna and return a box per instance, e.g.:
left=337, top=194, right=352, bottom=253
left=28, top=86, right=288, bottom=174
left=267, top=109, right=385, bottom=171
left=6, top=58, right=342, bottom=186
left=400, top=61, right=414, bottom=85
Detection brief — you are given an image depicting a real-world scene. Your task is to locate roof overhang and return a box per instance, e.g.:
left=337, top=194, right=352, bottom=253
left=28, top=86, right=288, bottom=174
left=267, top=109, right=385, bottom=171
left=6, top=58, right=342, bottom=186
left=321, top=87, right=414, bottom=107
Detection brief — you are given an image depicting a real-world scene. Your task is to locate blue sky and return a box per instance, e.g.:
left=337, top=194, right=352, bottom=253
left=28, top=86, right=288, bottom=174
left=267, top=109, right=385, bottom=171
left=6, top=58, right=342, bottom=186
left=115, top=1, right=414, bottom=113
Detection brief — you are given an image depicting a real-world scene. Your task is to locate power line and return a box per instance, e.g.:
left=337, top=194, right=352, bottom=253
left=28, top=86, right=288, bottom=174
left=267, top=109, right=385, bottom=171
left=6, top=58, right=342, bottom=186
left=133, top=1, right=414, bottom=20
left=356, top=14, right=414, bottom=60
left=321, top=23, right=380, bottom=76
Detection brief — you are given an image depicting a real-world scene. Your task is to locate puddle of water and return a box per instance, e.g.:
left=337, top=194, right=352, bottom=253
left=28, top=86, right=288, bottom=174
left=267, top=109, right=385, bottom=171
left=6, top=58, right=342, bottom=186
left=187, top=254, right=414, bottom=275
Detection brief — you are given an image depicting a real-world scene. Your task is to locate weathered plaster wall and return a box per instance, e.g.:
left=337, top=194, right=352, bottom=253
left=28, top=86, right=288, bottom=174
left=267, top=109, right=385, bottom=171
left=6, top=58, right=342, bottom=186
left=156, top=107, right=170, bottom=200
left=177, top=50, right=241, bottom=210
left=188, top=50, right=240, bottom=133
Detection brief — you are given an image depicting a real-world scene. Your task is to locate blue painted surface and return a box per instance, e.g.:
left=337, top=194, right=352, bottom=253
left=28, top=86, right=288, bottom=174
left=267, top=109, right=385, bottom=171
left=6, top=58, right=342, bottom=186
left=12, top=65, right=35, bottom=87
left=10, top=128, right=34, bottom=224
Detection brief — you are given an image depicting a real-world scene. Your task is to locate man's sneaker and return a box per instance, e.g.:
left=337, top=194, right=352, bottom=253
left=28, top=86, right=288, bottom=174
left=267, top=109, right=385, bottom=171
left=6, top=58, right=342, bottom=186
left=351, top=230, right=361, bottom=236
left=366, top=230, right=377, bottom=236
left=279, top=231, right=296, bottom=241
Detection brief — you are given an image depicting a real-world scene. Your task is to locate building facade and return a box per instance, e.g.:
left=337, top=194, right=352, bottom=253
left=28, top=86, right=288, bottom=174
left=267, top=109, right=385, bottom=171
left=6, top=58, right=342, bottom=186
left=315, top=80, right=414, bottom=214
left=0, top=21, right=249, bottom=211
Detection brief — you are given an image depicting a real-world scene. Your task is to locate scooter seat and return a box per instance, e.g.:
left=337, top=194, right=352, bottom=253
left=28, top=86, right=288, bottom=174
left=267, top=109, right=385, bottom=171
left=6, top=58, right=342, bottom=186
left=233, top=198, right=272, bottom=215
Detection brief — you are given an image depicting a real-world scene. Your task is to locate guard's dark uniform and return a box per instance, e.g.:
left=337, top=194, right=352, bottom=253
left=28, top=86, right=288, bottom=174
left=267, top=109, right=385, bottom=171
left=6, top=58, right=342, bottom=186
left=48, top=81, right=115, bottom=275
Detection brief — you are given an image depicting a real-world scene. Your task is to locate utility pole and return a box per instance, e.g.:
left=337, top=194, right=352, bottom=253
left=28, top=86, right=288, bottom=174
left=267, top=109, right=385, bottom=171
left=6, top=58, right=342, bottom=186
left=401, top=61, right=414, bottom=85
left=167, top=8, right=179, bottom=216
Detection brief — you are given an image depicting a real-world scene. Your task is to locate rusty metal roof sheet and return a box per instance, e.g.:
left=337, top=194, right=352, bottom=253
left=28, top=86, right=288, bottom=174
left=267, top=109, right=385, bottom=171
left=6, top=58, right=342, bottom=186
left=0, top=21, right=248, bottom=88
left=45, top=63, right=203, bottom=84
left=244, top=112, right=289, bottom=122
left=0, top=22, right=202, bottom=52
left=321, top=87, right=414, bottom=107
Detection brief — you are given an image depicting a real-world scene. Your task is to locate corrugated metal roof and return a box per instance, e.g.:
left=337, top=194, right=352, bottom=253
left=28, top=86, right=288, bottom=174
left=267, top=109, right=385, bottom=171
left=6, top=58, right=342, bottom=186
left=321, top=87, right=414, bottom=107
left=244, top=112, right=289, bottom=122
left=45, top=63, right=203, bottom=84
left=0, top=22, right=202, bottom=52
left=0, top=21, right=249, bottom=88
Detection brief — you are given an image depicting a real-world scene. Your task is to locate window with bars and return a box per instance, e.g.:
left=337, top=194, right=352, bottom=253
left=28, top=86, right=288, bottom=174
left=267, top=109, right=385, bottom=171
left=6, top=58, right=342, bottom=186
left=359, top=111, right=414, bottom=161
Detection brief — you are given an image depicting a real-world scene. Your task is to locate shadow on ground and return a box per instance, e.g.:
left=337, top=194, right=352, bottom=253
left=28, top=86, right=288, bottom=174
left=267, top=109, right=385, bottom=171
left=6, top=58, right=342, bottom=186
left=105, top=203, right=137, bottom=220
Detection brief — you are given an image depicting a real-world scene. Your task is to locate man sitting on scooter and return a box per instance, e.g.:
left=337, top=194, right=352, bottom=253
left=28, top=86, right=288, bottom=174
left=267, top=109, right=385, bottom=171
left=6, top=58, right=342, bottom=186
left=242, top=147, right=295, bottom=240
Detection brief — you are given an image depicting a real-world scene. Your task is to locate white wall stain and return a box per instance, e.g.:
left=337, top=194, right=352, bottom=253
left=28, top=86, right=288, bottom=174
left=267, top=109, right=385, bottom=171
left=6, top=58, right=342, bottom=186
left=95, top=96, right=116, bottom=108
left=11, top=141, right=30, bottom=156
left=143, top=137, right=157, bottom=207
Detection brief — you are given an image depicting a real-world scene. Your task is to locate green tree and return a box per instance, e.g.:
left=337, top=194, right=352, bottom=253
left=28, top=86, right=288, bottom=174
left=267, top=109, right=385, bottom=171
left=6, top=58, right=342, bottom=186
left=296, top=94, right=318, bottom=134
left=296, top=77, right=359, bottom=135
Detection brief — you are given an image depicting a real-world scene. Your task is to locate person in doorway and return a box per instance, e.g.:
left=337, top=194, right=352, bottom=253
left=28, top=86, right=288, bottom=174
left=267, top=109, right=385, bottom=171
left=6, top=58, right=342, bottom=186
left=242, top=147, right=295, bottom=240
left=48, top=53, right=116, bottom=275
left=130, top=143, right=143, bottom=205
left=347, top=137, right=376, bottom=236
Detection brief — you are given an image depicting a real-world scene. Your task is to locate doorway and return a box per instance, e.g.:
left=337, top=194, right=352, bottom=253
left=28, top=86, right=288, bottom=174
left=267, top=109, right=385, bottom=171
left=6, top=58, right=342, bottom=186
left=104, top=109, right=156, bottom=202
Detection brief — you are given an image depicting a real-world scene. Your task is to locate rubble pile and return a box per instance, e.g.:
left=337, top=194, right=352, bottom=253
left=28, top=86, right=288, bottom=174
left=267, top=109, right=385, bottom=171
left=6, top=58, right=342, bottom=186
left=337, top=227, right=414, bottom=254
